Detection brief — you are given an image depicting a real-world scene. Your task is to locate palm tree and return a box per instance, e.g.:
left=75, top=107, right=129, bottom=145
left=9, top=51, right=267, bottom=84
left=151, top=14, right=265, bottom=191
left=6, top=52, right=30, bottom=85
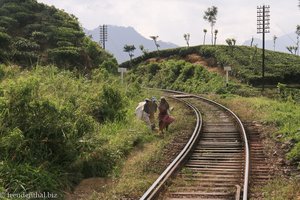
left=203, top=6, right=218, bottom=45
left=123, top=44, right=136, bottom=61
left=183, top=33, right=190, bottom=47
left=296, top=25, right=300, bottom=55
left=214, top=29, right=218, bottom=45
left=273, top=35, right=277, bottom=51
left=150, top=36, right=160, bottom=51
left=203, top=29, right=207, bottom=45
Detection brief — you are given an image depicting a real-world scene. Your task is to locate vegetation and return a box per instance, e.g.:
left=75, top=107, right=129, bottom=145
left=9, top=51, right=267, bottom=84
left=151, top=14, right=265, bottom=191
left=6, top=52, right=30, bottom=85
left=0, top=0, right=114, bottom=70
left=203, top=6, right=218, bottom=45
left=124, top=45, right=300, bottom=167
left=128, top=59, right=256, bottom=96
left=215, top=95, right=300, bottom=166
left=214, top=29, right=218, bottom=45
left=261, top=178, right=300, bottom=199
left=123, top=44, right=136, bottom=61
left=0, top=64, right=150, bottom=197
left=0, top=1, right=299, bottom=199
left=120, top=45, right=300, bottom=87
left=87, top=98, right=196, bottom=199
left=149, top=36, right=160, bottom=52
left=183, top=33, right=190, bottom=47
left=203, top=29, right=207, bottom=45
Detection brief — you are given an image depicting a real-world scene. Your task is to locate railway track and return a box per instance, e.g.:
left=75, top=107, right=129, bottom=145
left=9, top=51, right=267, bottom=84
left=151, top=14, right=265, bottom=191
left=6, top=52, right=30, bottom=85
left=141, top=90, right=249, bottom=200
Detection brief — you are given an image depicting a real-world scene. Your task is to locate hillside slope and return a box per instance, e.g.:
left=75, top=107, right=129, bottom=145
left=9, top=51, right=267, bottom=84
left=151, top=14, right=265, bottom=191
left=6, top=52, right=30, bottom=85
left=0, top=0, right=114, bottom=69
left=122, top=45, right=300, bottom=86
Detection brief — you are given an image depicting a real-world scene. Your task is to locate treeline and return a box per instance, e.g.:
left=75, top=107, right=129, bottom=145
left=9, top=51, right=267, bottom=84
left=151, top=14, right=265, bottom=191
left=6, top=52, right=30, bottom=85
left=0, top=0, right=115, bottom=70
left=120, top=45, right=300, bottom=86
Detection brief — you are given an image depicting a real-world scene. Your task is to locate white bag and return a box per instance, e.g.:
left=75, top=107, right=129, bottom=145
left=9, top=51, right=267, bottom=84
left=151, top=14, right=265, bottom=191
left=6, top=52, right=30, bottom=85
left=135, top=101, right=146, bottom=120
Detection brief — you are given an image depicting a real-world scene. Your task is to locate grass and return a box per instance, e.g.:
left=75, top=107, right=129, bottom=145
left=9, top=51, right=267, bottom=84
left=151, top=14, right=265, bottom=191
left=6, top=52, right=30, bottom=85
left=87, top=96, right=196, bottom=199
left=260, top=177, right=300, bottom=200
left=0, top=64, right=154, bottom=197
left=215, top=95, right=300, bottom=162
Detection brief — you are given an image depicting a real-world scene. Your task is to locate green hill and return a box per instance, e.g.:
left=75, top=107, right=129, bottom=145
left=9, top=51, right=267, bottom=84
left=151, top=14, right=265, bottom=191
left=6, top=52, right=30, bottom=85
left=121, top=45, right=300, bottom=87
left=0, top=0, right=115, bottom=70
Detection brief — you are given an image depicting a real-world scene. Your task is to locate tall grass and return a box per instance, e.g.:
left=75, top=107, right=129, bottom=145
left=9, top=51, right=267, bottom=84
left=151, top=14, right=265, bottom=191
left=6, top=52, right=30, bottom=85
left=0, top=65, right=150, bottom=197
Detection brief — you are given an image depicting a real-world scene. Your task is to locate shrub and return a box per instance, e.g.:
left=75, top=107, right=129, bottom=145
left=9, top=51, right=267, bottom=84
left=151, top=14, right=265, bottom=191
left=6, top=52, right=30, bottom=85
left=91, top=85, right=127, bottom=122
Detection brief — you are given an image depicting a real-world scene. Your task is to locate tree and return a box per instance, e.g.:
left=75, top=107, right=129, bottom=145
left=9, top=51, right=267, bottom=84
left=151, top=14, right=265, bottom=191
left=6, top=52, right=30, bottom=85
left=286, top=46, right=298, bottom=55
left=232, top=38, right=236, bottom=46
left=226, top=38, right=236, bottom=54
left=250, top=36, right=254, bottom=47
left=123, top=44, right=136, bottom=61
left=296, top=25, right=300, bottom=55
left=203, top=29, right=207, bottom=45
left=150, top=36, right=160, bottom=51
left=203, top=6, right=218, bottom=45
left=273, top=35, right=277, bottom=51
left=183, top=33, right=190, bottom=47
left=226, top=38, right=232, bottom=46
left=139, top=44, right=148, bottom=55
left=214, top=29, right=218, bottom=45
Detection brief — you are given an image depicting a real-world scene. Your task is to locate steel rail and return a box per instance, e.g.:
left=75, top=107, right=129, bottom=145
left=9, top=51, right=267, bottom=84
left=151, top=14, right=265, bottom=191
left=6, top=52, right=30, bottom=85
left=191, top=93, right=249, bottom=200
left=140, top=97, right=203, bottom=200
left=161, top=88, right=249, bottom=200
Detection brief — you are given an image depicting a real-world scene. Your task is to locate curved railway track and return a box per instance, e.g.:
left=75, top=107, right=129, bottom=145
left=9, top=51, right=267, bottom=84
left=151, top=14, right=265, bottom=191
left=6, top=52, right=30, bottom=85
left=141, top=90, right=249, bottom=200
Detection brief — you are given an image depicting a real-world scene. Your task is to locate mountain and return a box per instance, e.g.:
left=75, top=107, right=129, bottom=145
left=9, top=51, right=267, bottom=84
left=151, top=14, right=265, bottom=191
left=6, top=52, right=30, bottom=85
left=84, top=25, right=178, bottom=63
left=243, top=32, right=298, bottom=54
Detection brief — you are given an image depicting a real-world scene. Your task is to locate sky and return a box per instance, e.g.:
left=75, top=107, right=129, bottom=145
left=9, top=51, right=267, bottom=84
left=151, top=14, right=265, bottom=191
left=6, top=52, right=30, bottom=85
left=37, top=0, right=300, bottom=46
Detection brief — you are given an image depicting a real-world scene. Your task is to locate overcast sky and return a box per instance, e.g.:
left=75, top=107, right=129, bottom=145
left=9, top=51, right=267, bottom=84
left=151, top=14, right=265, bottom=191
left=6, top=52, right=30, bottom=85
left=37, top=0, right=300, bottom=46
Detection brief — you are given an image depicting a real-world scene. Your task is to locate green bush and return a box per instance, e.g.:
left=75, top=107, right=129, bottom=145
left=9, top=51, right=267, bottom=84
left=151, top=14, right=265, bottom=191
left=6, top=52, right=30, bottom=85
left=91, top=85, right=127, bottom=122
left=0, top=65, right=149, bottom=196
left=0, top=31, right=11, bottom=48
left=0, top=0, right=115, bottom=69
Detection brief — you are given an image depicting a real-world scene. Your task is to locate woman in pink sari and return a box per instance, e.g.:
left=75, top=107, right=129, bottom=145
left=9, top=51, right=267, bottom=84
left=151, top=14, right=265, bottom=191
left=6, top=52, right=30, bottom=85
left=158, top=97, right=174, bottom=133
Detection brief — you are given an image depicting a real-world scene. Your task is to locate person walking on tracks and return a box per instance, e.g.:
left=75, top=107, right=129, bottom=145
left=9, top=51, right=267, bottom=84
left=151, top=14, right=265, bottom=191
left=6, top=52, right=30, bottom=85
left=158, top=97, right=174, bottom=134
left=142, top=98, right=152, bottom=129
left=149, top=97, right=158, bottom=130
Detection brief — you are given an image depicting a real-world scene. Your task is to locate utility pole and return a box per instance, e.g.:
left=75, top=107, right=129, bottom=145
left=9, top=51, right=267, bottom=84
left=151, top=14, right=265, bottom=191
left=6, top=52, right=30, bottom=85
left=99, top=24, right=108, bottom=49
left=257, top=5, right=270, bottom=92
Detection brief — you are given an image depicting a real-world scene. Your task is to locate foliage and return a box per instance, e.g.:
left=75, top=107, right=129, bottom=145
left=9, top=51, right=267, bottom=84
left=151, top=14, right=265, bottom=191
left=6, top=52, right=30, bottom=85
left=218, top=95, right=300, bottom=166
left=0, top=0, right=113, bottom=70
left=203, top=6, right=218, bottom=45
left=0, top=64, right=149, bottom=197
left=91, top=85, right=127, bottom=122
left=261, top=177, right=300, bottom=199
left=128, top=59, right=245, bottom=95
left=123, top=44, right=136, bottom=61
left=121, top=45, right=300, bottom=86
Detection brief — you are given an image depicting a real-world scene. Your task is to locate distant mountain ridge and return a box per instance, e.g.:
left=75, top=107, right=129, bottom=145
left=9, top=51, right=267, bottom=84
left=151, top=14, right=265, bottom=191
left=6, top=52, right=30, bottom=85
left=243, top=32, right=298, bottom=54
left=84, top=25, right=178, bottom=63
